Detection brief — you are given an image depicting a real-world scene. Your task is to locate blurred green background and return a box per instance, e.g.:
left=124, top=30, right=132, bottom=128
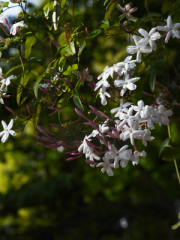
left=0, top=0, right=180, bottom=239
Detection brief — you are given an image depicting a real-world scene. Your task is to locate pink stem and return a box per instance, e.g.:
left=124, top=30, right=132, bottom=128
left=139, top=121, right=147, bottom=128
left=0, top=24, right=9, bottom=36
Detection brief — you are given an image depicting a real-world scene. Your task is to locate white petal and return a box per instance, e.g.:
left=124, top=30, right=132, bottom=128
left=1, top=131, right=9, bottom=143
left=167, top=15, right=173, bottom=29
left=138, top=28, right=149, bottom=38
left=165, top=31, right=172, bottom=43
left=149, top=27, right=157, bottom=36
left=126, top=46, right=138, bottom=54
left=138, top=38, right=149, bottom=47
left=172, top=29, right=180, bottom=39
left=1, top=120, right=7, bottom=130
left=136, top=51, right=142, bottom=62
left=100, top=95, right=107, bottom=105
left=150, top=32, right=161, bottom=41
left=7, top=119, right=13, bottom=130
left=106, top=167, right=114, bottom=176
left=140, top=46, right=152, bottom=53
left=174, top=23, right=180, bottom=29
left=120, top=160, right=129, bottom=168
left=127, top=82, right=136, bottom=90
left=149, top=40, right=157, bottom=51
left=157, top=26, right=169, bottom=32
left=9, top=130, right=16, bottom=136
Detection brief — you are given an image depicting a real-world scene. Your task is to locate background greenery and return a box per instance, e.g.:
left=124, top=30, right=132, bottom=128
left=0, top=0, right=180, bottom=239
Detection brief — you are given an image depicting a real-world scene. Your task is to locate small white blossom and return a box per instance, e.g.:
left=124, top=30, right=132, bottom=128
left=96, top=156, right=114, bottom=176
left=10, top=21, right=27, bottom=35
left=138, top=28, right=161, bottom=51
left=99, top=86, right=111, bottom=106
left=114, top=74, right=140, bottom=96
left=0, top=119, right=16, bottom=143
left=116, top=3, right=138, bottom=20
left=0, top=75, right=14, bottom=90
left=157, top=15, right=180, bottom=43
left=126, top=35, right=152, bottom=62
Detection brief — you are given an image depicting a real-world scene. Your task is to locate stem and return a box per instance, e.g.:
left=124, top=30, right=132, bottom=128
left=168, top=123, right=180, bottom=185
left=0, top=24, right=9, bottom=36
left=173, top=155, right=180, bottom=185
left=167, top=123, right=171, bottom=138
left=145, top=0, right=150, bottom=13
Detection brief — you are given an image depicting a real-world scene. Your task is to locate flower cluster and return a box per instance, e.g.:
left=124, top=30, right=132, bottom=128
left=69, top=13, right=177, bottom=176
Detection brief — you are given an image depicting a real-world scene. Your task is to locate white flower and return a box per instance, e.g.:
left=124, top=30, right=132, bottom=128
left=0, top=14, right=8, bottom=24
left=105, top=144, right=130, bottom=169
left=122, top=120, right=144, bottom=145
left=85, top=147, right=101, bottom=161
left=157, top=15, right=180, bottom=43
left=94, top=77, right=110, bottom=92
left=10, top=21, right=27, bottom=35
left=99, top=85, right=111, bottom=106
left=114, top=74, right=140, bottom=96
left=78, top=135, right=91, bottom=153
left=39, top=83, right=51, bottom=89
left=138, top=28, right=161, bottom=51
left=157, top=105, right=173, bottom=125
left=142, top=105, right=160, bottom=129
left=96, top=156, right=114, bottom=176
left=0, top=75, right=14, bottom=90
left=111, top=99, right=132, bottom=116
left=116, top=3, right=138, bottom=20
left=117, top=56, right=137, bottom=71
left=97, top=64, right=122, bottom=81
left=135, top=129, right=155, bottom=146
left=133, top=100, right=145, bottom=117
left=126, top=35, right=152, bottom=62
left=0, top=119, right=16, bottom=143
left=118, top=107, right=139, bottom=129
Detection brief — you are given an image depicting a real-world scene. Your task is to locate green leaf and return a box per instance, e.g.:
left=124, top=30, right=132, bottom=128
left=61, top=0, right=67, bottom=8
left=104, top=0, right=119, bottom=20
left=104, top=0, right=109, bottom=6
left=72, top=64, right=78, bottom=72
left=43, top=1, right=53, bottom=18
left=30, top=70, right=39, bottom=79
left=73, top=90, right=83, bottom=110
left=17, top=72, right=30, bottom=106
left=149, top=68, right=156, bottom=92
left=33, top=103, right=41, bottom=126
left=135, top=12, right=162, bottom=26
left=33, top=72, right=47, bottom=97
left=0, top=51, right=2, bottom=58
left=65, top=42, right=76, bottom=55
left=0, top=1, right=9, bottom=13
left=6, top=64, right=29, bottom=76
left=25, top=34, right=37, bottom=59
left=100, top=20, right=109, bottom=29
left=172, top=220, right=180, bottom=230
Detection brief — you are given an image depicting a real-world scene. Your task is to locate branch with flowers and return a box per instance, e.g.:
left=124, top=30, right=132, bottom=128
left=0, top=0, right=179, bottom=186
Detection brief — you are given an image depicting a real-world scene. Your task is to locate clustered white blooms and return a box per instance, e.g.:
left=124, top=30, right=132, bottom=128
left=76, top=12, right=176, bottom=176
left=0, top=68, right=16, bottom=143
